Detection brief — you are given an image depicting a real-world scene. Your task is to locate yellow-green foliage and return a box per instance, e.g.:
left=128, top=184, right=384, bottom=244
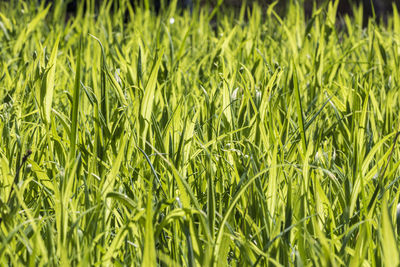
left=0, top=0, right=400, bottom=266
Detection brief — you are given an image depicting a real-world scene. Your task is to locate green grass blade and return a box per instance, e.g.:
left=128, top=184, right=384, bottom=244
left=69, top=37, right=82, bottom=161
left=42, top=34, right=60, bottom=124
left=141, top=50, right=164, bottom=123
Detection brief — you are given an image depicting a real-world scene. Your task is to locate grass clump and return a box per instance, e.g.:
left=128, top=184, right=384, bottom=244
left=1, top=0, right=400, bottom=266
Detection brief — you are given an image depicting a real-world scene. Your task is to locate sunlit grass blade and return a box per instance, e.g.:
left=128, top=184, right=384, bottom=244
left=140, top=50, right=163, bottom=123
left=380, top=192, right=400, bottom=266
left=42, top=34, right=60, bottom=125
left=69, top=37, right=82, bottom=161
left=142, top=177, right=156, bottom=266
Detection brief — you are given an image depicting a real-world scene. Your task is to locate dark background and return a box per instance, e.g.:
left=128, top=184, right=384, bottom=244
left=128, top=0, right=400, bottom=17
left=50, top=0, right=400, bottom=26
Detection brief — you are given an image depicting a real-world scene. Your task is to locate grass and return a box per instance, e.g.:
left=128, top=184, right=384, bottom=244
left=1, top=0, right=400, bottom=265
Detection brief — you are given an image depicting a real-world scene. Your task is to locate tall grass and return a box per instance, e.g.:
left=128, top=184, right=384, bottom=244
left=0, top=0, right=400, bottom=265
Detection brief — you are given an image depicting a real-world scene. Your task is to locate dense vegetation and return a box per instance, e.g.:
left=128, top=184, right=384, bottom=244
left=1, top=0, right=400, bottom=266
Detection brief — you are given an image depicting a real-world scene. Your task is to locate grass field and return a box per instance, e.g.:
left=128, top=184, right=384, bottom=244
left=1, top=0, right=400, bottom=266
